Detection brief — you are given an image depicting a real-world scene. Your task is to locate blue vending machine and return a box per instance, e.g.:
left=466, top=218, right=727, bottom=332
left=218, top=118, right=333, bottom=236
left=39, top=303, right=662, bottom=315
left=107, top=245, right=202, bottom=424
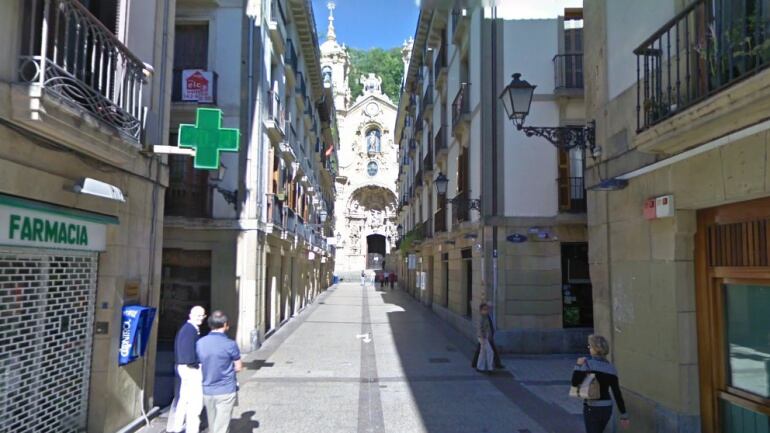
left=119, top=305, right=157, bottom=366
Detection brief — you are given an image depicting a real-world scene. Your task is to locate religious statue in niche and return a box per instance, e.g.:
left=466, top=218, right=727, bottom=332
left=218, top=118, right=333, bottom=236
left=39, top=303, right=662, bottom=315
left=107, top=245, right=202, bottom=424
left=366, top=129, right=381, bottom=154
left=322, top=66, right=333, bottom=88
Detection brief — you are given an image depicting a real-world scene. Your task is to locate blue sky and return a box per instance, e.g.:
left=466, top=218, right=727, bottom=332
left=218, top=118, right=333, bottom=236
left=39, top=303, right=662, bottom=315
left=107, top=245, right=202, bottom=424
left=311, top=0, right=420, bottom=50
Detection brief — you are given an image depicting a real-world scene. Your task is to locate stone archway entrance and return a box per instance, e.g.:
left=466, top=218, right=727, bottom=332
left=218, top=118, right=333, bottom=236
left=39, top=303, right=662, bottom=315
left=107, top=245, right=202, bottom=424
left=335, top=185, right=396, bottom=276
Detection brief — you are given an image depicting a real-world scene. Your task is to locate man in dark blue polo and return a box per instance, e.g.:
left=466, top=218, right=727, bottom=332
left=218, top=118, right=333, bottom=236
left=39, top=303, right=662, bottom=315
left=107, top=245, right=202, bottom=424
left=166, top=306, right=206, bottom=433
left=196, top=310, right=242, bottom=433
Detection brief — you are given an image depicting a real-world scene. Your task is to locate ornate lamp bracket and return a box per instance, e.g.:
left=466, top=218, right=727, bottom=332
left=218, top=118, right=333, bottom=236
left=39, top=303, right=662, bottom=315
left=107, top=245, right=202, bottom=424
left=518, top=121, right=598, bottom=156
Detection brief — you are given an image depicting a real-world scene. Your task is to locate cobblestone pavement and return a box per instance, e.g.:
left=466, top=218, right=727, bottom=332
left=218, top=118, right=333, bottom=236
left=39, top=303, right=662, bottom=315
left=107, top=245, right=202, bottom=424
left=138, top=282, right=584, bottom=433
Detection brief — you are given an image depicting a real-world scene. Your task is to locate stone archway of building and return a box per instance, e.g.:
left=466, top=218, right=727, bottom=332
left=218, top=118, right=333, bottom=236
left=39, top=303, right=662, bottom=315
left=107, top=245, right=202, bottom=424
left=335, top=185, right=397, bottom=277
left=366, top=234, right=386, bottom=269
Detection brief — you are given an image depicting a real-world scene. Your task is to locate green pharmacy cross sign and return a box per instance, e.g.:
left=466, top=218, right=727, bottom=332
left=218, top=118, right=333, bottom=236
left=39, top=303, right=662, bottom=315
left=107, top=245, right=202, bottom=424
left=178, top=108, right=240, bottom=170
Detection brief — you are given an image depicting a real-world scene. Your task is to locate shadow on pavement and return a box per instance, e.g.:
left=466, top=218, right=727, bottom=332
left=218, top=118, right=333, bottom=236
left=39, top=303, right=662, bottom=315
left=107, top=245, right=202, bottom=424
left=243, top=359, right=275, bottom=371
left=230, top=410, right=260, bottom=432
left=377, top=287, right=582, bottom=433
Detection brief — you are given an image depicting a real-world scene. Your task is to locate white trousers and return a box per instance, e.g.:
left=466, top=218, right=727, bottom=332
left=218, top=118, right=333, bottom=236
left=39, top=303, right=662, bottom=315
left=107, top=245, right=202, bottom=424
left=166, top=364, right=203, bottom=433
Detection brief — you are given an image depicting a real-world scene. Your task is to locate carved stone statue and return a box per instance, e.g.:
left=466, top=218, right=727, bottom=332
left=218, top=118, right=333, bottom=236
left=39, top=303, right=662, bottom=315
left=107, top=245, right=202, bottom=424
left=360, top=73, right=382, bottom=95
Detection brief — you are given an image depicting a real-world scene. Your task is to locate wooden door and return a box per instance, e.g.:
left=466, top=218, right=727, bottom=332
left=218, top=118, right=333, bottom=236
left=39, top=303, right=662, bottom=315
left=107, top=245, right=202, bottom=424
left=696, top=197, right=770, bottom=433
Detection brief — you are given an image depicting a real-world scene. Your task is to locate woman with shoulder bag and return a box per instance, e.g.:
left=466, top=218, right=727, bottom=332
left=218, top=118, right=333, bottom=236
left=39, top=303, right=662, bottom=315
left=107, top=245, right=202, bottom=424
left=571, top=335, right=630, bottom=433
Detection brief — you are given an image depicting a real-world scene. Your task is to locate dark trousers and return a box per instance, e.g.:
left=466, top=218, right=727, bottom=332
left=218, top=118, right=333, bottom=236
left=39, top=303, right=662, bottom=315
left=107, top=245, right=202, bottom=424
left=471, top=338, right=502, bottom=368
left=583, top=405, right=612, bottom=433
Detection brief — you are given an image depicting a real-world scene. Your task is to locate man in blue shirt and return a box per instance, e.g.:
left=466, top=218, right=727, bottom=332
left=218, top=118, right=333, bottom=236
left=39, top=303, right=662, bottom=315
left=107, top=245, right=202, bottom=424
left=166, top=306, right=206, bottom=433
left=196, top=310, right=242, bottom=433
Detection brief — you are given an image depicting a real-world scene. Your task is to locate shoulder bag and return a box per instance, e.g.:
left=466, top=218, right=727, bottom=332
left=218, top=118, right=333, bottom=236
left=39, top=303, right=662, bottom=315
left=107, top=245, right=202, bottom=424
left=569, top=360, right=601, bottom=400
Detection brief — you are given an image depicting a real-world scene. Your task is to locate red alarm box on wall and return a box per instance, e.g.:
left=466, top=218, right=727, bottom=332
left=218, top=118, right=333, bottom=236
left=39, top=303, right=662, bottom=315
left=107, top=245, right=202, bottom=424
left=644, top=198, right=657, bottom=220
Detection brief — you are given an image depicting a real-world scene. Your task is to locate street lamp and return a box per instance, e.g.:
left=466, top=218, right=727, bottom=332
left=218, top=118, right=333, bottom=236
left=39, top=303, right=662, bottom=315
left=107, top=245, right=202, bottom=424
left=434, top=172, right=449, bottom=195
left=433, top=172, right=480, bottom=211
left=500, top=73, right=599, bottom=158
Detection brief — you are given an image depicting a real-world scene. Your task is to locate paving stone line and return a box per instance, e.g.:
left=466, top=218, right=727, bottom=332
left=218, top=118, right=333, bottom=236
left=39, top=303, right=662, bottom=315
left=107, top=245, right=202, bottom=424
left=357, top=283, right=386, bottom=433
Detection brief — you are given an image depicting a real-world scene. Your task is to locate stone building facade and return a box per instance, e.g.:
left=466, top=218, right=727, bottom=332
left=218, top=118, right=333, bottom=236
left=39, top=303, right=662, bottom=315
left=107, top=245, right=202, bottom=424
left=321, top=4, right=400, bottom=278
left=394, top=6, right=592, bottom=353
left=0, top=0, right=173, bottom=431
left=159, top=0, right=337, bottom=376
left=584, top=0, right=770, bottom=432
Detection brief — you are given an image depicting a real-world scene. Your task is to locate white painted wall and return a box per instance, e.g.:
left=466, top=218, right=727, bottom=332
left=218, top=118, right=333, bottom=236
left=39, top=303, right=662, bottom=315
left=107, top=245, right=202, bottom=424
left=606, top=0, right=675, bottom=99
left=501, top=19, right=560, bottom=217
left=496, top=0, right=583, bottom=20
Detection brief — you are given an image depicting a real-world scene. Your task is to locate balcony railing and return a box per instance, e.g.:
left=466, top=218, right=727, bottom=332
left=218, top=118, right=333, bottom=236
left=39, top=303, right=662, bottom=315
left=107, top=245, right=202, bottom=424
left=423, top=150, right=433, bottom=173
left=267, top=90, right=285, bottom=133
left=434, top=125, right=447, bottom=155
left=268, top=195, right=284, bottom=227
left=295, top=71, right=306, bottom=96
left=165, top=155, right=211, bottom=218
left=634, top=0, right=770, bottom=131
left=434, top=208, right=447, bottom=233
left=451, top=190, right=471, bottom=225
left=452, top=9, right=469, bottom=43
left=554, top=54, right=584, bottom=90
left=19, top=0, right=152, bottom=140
left=434, top=47, right=447, bottom=82
left=559, top=177, right=587, bottom=213
left=286, top=38, right=298, bottom=74
left=452, top=83, right=470, bottom=132
left=422, top=84, right=434, bottom=112
left=423, top=215, right=434, bottom=239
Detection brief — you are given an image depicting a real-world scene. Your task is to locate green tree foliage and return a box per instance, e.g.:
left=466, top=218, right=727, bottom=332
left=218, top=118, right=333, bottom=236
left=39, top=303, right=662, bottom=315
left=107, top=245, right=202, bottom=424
left=347, top=47, right=403, bottom=102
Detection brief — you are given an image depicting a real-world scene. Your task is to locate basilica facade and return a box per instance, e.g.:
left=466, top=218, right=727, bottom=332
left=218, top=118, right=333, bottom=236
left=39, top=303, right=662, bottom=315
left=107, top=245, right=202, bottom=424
left=320, top=4, right=405, bottom=277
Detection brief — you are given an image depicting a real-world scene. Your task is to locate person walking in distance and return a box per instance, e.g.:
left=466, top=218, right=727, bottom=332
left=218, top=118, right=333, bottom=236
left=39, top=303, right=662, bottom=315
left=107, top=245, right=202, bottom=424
left=471, top=303, right=504, bottom=370
left=197, top=311, right=242, bottom=433
left=389, top=272, right=396, bottom=290
left=571, top=335, right=630, bottom=433
left=166, top=306, right=206, bottom=433
left=361, top=270, right=366, bottom=287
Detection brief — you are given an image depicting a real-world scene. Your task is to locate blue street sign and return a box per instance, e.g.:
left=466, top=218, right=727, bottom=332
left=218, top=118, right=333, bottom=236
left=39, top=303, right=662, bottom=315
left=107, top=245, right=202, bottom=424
left=506, top=233, right=528, bottom=243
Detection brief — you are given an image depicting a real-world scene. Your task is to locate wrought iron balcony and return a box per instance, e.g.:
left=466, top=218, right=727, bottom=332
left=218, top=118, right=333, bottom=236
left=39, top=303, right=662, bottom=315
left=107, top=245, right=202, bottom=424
left=165, top=155, right=212, bottom=218
left=423, top=215, right=434, bottom=239
left=268, top=0, right=287, bottom=54
left=451, top=9, right=469, bottom=44
left=423, top=150, right=433, bottom=174
left=434, top=125, right=448, bottom=159
left=19, top=0, right=152, bottom=141
left=266, top=90, right=285, bottom=141
left=422, top=84, right=434, bottom=114
left=452, top=83, right=470, bottom=135
left=285, top=39, right=298, bottom=81
left=451, top=190, right=472, bottom=225
left=558, top=177, right=587, bottom=213
left=415, top=169, right=423, bottom=189
left=434, top=47, right=447, bottom=83
left=268, top=195, right=285, bottom=227
left=434, top=207, right=447, bottom=233
left=634, top=0, right=770, bottom=131
left=553, top=54, right=584, bottom=91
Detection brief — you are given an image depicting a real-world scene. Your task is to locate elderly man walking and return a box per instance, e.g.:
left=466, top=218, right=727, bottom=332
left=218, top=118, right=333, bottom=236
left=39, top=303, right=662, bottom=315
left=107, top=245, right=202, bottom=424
left=197, top=311, right=242, bottom=433
left=166, top=306, right=206, bottom=433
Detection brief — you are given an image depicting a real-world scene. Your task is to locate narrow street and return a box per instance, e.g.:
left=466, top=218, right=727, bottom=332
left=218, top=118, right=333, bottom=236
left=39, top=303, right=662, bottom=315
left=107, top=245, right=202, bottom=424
left=143, top=283, right=583, bottom=433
